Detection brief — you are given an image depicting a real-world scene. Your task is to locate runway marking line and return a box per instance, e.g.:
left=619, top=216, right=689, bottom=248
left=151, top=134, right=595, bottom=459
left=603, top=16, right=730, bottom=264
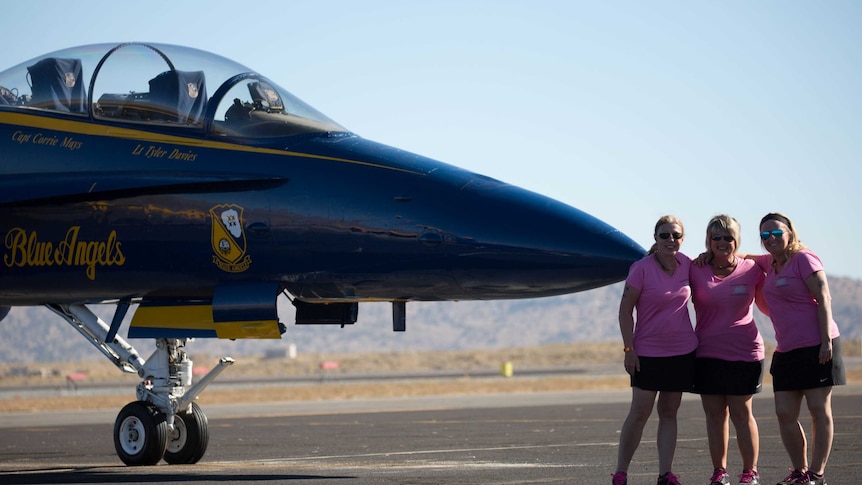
left=211, top=437, right=702, bottom=469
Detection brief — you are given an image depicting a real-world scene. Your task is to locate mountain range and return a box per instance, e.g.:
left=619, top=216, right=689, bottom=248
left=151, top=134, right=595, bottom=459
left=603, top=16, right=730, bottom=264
left=1, top=277, right=860, bottom=363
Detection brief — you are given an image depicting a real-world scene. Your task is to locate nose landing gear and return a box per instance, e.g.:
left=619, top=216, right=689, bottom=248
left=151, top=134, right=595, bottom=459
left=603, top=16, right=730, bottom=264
left=48, top=303, right=233, bottom=466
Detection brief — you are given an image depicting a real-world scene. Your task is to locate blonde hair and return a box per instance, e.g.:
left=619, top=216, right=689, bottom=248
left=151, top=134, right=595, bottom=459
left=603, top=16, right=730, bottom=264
left=705, top=214, right=740, bottom=260
left=760, top=212, right=806, bottom=259
left=648, top=215, right=685, bottom=254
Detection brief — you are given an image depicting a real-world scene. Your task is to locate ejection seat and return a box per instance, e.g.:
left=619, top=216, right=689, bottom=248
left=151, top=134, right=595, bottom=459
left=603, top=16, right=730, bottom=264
left=248, top=81, right=284, bottom=112
left=26, top=57, right=87, bottom=113
left=147, top=70, right=207, bottom=124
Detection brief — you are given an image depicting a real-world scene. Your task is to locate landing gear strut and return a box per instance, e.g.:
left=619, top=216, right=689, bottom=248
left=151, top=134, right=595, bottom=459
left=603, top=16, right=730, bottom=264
left=47, top=303, right=233, bottom=465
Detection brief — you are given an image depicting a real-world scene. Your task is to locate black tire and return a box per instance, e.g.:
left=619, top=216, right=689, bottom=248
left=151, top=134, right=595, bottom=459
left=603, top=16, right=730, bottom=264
left=163, top=401, right=209, bottom=464
left=113, top=401, right=168, bottom=466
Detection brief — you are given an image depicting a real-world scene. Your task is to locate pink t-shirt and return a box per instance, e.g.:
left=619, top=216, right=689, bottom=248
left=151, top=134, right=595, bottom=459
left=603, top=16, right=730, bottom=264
left=690, top=259, right=765, bottom=361
left=754, top=250, right=840, bottom=352
left=625, top=253, right=697, bottom=357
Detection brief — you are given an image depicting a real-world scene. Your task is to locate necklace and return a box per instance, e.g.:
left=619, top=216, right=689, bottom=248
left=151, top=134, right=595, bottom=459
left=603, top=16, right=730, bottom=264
left=714, top=257, right=737, bottom=270
left=654, top=253, right=674, bottom=272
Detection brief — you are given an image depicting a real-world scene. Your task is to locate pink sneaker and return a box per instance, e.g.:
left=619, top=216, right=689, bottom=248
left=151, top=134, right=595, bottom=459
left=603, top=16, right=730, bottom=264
left=658, top=472, right=682, bottom=485
left=776, top=469, right=806, bottom=485
left=738, top=469, right=760, bottom=485
left=611, top=471, right=628, bottom=485
left=709, top=468, right=730, bottom=485
left=804, top=471, right=826, bottom=485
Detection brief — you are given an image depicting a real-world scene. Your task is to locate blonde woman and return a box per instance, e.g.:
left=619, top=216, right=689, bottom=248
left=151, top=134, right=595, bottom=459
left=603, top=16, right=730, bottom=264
left=690, top=215, right=765, bottom=485
left=612, top=215, right=697, bottom=485
left=753, top=213, right=844, bottom=485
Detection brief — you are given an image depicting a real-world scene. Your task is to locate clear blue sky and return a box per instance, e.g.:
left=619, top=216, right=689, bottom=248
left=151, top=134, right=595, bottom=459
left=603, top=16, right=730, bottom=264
left=4, top=1, right=861, bottom=280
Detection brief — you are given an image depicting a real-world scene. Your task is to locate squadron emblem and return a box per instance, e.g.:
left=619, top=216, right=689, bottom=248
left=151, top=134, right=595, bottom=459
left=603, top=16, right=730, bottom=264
left=263, top=86, right=279, bottom=104
left=210, top=204, right=251, bottom=273
left=187, top=82, right=199, bottom=99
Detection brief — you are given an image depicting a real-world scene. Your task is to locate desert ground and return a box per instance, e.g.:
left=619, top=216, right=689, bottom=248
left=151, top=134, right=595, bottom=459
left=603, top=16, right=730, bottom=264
left=1, top=341, right=860, bottom=413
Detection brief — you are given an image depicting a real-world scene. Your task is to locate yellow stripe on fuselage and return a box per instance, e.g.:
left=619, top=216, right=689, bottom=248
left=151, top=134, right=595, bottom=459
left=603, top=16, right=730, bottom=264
left=131, top=304, right=281, bottom=339
left=213, top=320, right=282, bottom=339
left=0, top=111, right=421, bottom=174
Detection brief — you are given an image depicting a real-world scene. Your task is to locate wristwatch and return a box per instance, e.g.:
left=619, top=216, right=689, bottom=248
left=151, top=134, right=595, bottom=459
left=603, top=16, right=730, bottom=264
left=623, top=346, right=633, bottom=353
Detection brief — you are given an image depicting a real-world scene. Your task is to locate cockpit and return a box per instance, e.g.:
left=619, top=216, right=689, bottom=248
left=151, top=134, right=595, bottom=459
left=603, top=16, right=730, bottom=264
left=0, top=42, right=348, bottom=138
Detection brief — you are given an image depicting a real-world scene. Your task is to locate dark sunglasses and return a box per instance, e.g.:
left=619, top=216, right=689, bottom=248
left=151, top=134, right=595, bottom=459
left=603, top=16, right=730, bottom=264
left=760, top=229, right=784, bottom=241
left=658, top=232, right=683, bottom=240
left=711, top=234, right=735, bottom=242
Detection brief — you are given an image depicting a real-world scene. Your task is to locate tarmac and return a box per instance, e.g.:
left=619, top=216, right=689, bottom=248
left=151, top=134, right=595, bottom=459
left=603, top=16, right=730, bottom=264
left=0, top=384, right=860, bottom=484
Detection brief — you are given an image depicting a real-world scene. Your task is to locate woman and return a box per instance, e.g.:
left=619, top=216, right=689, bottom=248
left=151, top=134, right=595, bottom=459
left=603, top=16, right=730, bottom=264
left=690, top=215, right=765, bottom=485
left=612, top=215, right=697, bottom=485
left=753, top=213, right=844, bottom=485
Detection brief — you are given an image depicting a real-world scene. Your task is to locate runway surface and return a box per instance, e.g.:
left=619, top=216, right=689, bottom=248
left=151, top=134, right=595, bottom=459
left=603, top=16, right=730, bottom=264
left=1, top=385, right=860, bottom=484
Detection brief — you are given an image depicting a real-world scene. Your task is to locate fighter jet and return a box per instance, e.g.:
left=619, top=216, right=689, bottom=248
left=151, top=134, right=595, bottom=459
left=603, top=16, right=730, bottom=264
left=0, top=42, right=644, bottom=465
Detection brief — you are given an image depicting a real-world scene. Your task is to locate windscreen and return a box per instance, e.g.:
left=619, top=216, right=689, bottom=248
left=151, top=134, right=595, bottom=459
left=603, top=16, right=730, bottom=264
left=0, top=42, right=348, bottom=136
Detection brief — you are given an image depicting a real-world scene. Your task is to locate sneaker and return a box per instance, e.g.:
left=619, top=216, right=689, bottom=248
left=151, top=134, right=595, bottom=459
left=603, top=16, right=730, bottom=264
left=738, top=469, right=760, bottom=485
left=710, top=468, right=731, bottom=485
left=776, top=469, right=807, bottom=485
left=804, top=471, right=826, bottom=485
left=658, top=472, right=682, bottom=485
left=612, top=471, right=628, bottom=485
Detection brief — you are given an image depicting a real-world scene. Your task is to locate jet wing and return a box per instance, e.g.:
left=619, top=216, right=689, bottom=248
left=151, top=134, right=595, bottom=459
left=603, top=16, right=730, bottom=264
left=0, top=171, right=288, bottom=206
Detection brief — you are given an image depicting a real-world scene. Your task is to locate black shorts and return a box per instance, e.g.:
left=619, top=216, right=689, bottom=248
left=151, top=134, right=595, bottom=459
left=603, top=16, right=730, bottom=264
left=693, top=358, right=763, bottom=395
left=770, top=338, right=847, bottom=392
left=632, top=352, right=695, bottom=392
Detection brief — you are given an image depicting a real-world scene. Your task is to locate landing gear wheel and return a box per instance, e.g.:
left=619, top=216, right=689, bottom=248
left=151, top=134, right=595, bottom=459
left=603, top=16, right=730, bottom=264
left=164, top=402, right=209, bottom=464
left=113, top=401, right=168, bottom=466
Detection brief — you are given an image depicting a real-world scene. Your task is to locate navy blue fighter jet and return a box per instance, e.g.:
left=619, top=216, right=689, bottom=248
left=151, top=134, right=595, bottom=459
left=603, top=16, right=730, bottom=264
left=0, top=42, right=644, bottom=466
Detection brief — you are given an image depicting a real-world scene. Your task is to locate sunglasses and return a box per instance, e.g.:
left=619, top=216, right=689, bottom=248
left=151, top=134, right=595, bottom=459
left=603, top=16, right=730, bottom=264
left=658, top=232, right=683, bottom=240
left=711, top=234, right=735, bottom=242
left=760, top=229, right=785, bottom=241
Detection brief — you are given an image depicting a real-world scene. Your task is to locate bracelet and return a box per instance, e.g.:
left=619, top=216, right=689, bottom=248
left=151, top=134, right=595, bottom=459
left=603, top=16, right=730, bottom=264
left=623, top=346, right=633, bottom=353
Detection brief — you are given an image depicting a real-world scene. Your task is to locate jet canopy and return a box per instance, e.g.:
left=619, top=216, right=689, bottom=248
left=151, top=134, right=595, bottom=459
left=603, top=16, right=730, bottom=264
left=0, top=42, right=348, bottom=138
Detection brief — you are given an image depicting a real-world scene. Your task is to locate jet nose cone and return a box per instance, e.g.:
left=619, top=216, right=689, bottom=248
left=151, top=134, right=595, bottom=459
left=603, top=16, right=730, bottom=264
left=451, top=183, right=645, bottom=298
